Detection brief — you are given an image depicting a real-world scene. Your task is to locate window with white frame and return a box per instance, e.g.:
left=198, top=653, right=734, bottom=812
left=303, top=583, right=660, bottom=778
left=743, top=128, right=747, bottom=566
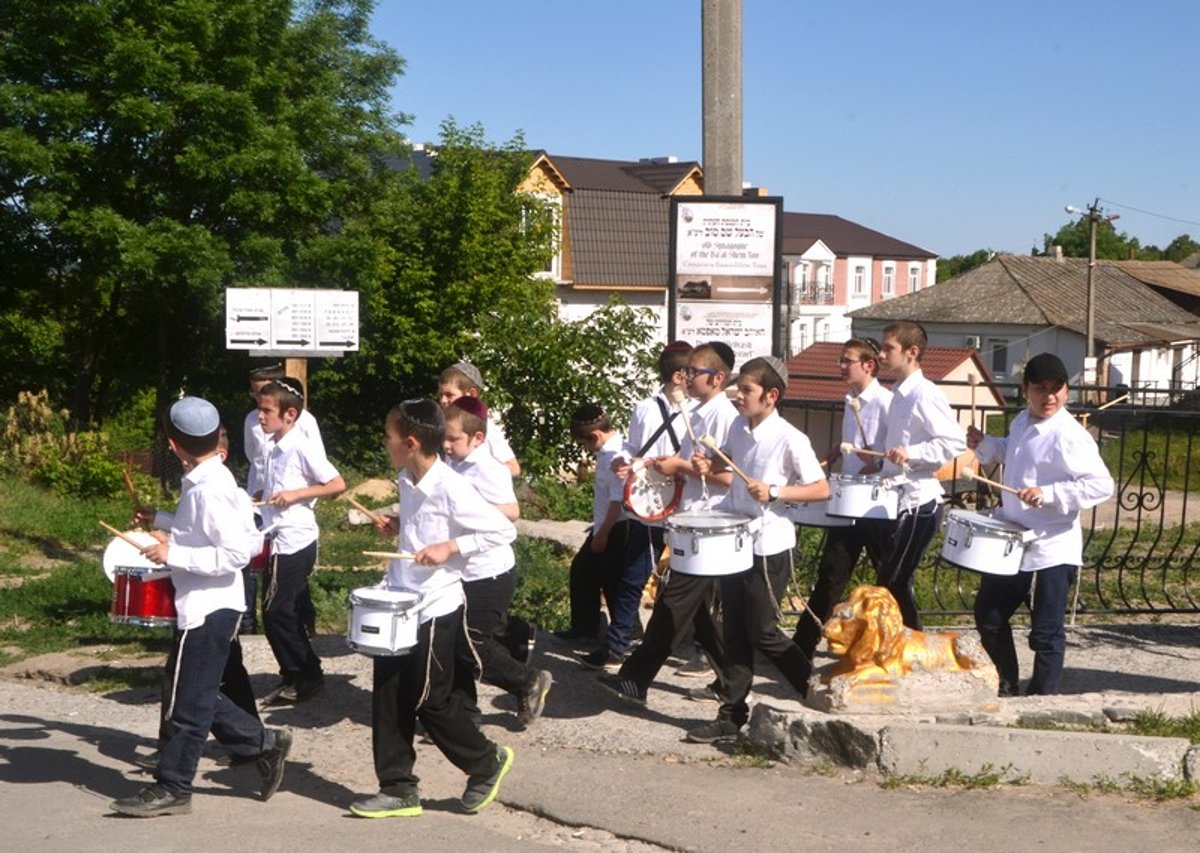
left=819, top=320, right=829, bottom=342
left=908, top=266, right=920, bottom=291
left=524, top=195, right=562, bottom=280
left=882, top=265, right=894, bottom=295
left=853, top=265, right=866, bottom=296
left=800, top=263, right=810, bottom=288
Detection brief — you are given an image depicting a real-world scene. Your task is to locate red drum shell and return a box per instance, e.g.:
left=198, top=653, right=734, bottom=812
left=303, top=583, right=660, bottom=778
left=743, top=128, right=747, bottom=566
left=110, top=567, right=176, bottom=628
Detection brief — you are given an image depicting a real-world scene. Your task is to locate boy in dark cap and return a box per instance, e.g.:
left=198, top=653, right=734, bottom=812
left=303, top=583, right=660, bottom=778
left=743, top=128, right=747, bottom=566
left=967, top=353, right=1113, bottom=695
left=437, top=360, right=520, bottom=477
left=111, top=397, right=291, bottom=816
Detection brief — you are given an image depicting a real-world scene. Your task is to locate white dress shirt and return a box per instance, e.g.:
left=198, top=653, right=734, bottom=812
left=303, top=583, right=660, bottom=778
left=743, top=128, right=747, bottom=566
left=385, top=459, right=517, bottom=622
left=157, top=456, right=258, bottom=629
left=244, top=408, right=322, bottom=497
left=880, top=369, right=967, bottom=511
left=974, top=406, right=1114, bottom=571
left=485, top=416, right=517, bottom=467
left=620, top=387, right=694, bottom=463
left=259, top=423, right=341, bottom=555
left=841, top=378, right=893, bottom=476
left=450, top=444, right=517, bottom=580
left=593, top=432, right=626, bottom=530
left=719, top=410, right=827, bottom=556
left=678, top=393, right=739, bottom=511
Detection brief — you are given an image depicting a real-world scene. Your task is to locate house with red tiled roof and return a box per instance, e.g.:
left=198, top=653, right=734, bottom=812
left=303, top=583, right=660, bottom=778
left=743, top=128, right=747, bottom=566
left=781, top=342, right=1003, bottom=464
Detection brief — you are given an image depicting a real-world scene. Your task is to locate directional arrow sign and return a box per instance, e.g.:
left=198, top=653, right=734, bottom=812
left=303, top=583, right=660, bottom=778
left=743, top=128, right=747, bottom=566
left=269, top=290, right=316, bottom=352
left=227, top=287, right=358, bottom=354
left=314, top=290, right=359, bottom=352
left=225, top=289, right=272, bottom=350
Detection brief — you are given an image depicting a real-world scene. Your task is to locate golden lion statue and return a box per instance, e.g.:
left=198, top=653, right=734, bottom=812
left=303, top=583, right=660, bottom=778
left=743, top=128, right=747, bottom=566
left=822, top=585, right=993, bottom=689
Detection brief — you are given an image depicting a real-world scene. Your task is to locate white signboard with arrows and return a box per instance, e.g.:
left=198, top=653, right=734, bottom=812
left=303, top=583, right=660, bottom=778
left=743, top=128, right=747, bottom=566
left=225, top=288, right=359, bottom=354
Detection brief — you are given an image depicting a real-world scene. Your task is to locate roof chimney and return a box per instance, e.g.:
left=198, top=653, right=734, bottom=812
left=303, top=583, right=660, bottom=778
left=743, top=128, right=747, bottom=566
left=1052, top=244, right=1063, bottom=262
left=639, top=156, right=679, bottom=165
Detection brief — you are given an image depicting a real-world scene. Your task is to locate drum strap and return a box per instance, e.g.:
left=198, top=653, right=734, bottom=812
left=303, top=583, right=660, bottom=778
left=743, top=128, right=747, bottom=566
left=637, top=398, right=682, bottom=457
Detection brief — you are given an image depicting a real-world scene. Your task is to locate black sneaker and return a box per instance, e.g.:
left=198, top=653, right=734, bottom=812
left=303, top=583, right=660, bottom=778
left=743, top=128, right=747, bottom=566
left=674, top=653, right=713, bottom=678
left=461, top=746, right=514, bottom=814
left=295, top=674, right=325, bottom=702
left=580, top=647, right=625, bottom=671
left=132, top=749, right=160, bottom=770
left=684, top=719, right=743, bottom=744
left=685, top=683, right=719, bottom=703
left=515, top=670, right=553, bottom=729
left=110, top=784, right=192, bottom=817
left=260, top=682, right=297, bottom=707
left=598, top=673, right=647, bottom=706
left=349, top=791, right=423, bottom=819
left=257, top=728, right=293, bottom=801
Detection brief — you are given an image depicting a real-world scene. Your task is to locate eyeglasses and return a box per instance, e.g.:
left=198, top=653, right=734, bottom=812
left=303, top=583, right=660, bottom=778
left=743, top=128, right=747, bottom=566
left=684, top=367, right=718, bottom=379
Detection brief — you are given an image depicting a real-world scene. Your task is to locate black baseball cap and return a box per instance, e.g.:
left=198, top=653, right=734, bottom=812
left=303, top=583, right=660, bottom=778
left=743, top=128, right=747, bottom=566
left=1024, top=353, right=1069, bottom=385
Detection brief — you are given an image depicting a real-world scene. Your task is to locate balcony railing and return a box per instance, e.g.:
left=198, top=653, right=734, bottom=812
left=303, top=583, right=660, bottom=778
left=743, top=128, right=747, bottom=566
left=793, top=286, right=835, bottom=305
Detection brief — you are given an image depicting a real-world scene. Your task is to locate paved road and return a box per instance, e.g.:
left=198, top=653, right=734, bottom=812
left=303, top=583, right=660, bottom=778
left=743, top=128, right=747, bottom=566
left=4, top=624, right=1200, bottom=852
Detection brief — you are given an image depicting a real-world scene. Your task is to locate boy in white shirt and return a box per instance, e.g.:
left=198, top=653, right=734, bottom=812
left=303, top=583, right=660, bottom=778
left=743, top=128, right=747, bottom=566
left=792, top=337, right=893, bottom=693
left=110, top=398, right=291, bottom=817
left=558, top=404, right=627, bottom=642
left=443, top=397, right=552, bottom=729
left=874, top=321, right=967, bottom=630
left=257, top=377, right=346, bottom=705
left=690, top=357, right=830, bottom=743
left=968, top=353, right=1113, bottom=695
left=349, top=399, right=514, bottom=819
left=600, top=342, right=737, bottom=705
left=437, top=361, right=520, bottom=477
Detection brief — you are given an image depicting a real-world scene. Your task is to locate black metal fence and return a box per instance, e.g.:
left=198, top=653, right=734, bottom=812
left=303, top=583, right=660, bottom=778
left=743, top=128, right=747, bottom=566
left=781, top=380, right=1200, bottom=617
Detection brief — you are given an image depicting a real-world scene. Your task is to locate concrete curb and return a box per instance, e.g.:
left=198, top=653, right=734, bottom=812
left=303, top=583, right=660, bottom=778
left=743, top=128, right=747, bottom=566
left=745, top=702, right=1200, bottom=786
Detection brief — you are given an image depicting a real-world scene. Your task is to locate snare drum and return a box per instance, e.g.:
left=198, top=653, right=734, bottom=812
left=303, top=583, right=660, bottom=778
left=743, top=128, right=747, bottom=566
left=940, top=509, right=1033, bottom=576
left=827, top=474, right=898, bottom=520
left=665, top=511, right=755, bottom=576
left=347, top=587, right=424, bottom=656
left=247, top=536, right=271, bottom=573
left=111, top=566, right=177, bottom=627
left=782, top=500, right=855, bottom=528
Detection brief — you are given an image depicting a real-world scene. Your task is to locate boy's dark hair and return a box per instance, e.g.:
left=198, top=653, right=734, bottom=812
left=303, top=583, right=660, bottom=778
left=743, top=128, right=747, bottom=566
left=883, top=321, right=928, bottom=360
left=259, top=377, right=305, bottom=416
left=387, top=399, right=446, bottom=456
left=843, top=337, right=881, bottom=375
left=689, top=343, right=729, bottom=377
left=446, top=397, right=488, bottom=437
left=658, top=341, right=692, bottom=383
left=570, top=403, right=612, bottom=442
left=164, top=417, right=221, bottom=457
left=249, top=363, right=285, bottom=382
left=738, top=356, right=787, bottom=400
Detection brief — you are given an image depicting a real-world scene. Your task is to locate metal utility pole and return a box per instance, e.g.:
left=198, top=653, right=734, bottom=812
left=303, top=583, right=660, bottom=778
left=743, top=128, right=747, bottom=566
left=1085, top=197, right=1100, bottom=367
left=701, top=0, right=742, bottom=196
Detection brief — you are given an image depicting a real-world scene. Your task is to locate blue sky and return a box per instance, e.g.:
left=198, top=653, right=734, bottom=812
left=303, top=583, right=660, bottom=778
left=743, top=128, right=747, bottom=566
left=369, top=1, right=1198, bottom=258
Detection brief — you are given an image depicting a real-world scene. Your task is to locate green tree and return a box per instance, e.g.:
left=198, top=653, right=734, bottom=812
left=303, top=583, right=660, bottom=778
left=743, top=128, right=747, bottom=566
left=1039, top=217, right=1139, bottom=260
left=1164, top=234, right=1200, bottom=263
left=936, top=249, right=995, bottom=283
left=0, top=0, right=406, bottom=425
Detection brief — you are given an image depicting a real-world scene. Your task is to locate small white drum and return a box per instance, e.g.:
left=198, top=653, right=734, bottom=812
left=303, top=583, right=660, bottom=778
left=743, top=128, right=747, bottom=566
left=623, top=459, right=683, bottom=522
left=782, top=500, right=855, bottom=528
left=347, top=587, right=424, bottom=656
left=940, top=510, right=1034, bottom=576
left=665, top=511, right=756, bottom=576
left=827, top=474, right=898, bottom=520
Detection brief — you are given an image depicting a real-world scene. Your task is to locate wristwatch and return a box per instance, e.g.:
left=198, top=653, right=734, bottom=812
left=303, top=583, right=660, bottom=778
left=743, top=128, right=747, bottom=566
left=767, top=484, right=780, bottom=502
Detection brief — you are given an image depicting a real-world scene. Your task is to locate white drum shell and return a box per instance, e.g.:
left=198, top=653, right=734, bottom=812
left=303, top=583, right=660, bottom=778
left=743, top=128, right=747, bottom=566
left=940, top=510, right=1029, bottom=576
left=782, top=500, right=855, bottom=528
left=827, top=474, right=898, bottom=520
left=347, top=587, right=422, bottom=656
left=665, top=511, right=755, bottom=576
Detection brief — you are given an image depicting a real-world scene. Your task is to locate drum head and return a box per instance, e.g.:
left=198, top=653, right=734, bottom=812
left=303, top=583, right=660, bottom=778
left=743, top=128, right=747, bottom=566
left=102, top=531, right=161, bottom=582
left=623, top=461, right=683, bottom=522
left=667, top=510, right=753, bottom=530
left=950, top=510, right=1023, bottom=534
left=350, top=586, right=420, bottom=608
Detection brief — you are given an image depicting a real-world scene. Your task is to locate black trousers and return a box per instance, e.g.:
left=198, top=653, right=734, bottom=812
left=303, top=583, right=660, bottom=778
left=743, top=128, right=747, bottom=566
left=874, top=500, right=943, bottom=630
left=371, top=608, right=497, bottom=797
left=792, top=521, right=889, bottom=676
left=156, top=609, right=268, bottom=797
left=461, top=569, right=537, bottom=698
left=718, top=551, right=812, bottom=726
left=157, top=630, right=259, bottom=748
left=567, top=522, right=631, bottom=637
left=619, top=570, right=725, bottom=693
left=263, top=541, right=322, bottom=684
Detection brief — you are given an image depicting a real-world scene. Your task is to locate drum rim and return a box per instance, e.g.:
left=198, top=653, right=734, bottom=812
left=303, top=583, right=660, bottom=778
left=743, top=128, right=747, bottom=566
left=947, top=510, right=1027, bottom=536
left=623, top=463, right=684, bottom=523
left=349, top=587, right=420, bottom=608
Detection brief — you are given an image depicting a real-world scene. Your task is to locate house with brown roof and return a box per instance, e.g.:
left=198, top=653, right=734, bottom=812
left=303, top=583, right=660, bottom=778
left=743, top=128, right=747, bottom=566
left=847, top=255, right=1200, bottom=399
left=516, top=153, right=937, bottom=352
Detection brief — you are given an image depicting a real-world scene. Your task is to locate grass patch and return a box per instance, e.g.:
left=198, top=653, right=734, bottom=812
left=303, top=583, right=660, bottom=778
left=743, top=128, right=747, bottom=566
left=881, top=764, right=1023, bottom=790
left=1060, top=774, right=1198, bottom=802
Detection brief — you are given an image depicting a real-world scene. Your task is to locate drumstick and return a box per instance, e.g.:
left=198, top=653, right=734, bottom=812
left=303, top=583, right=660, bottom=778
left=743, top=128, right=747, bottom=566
left=362, top=550, right=417, bottom=561
left=122, top=467, right=139, bottom=511
left=99, top=520, right=147, bottom=549
left=698, top=434, right=753, bottom=485
left=961, top=468, right=1022, bottom=496
left=1096, top=393, right=1129, bottom=411
left=839, top=441, right=887, bottom=460
left=847, top=397, right=869, bottom=448
left=347, top=496, right=387, bottom=526
left=668, top=387, right=699, bottom=448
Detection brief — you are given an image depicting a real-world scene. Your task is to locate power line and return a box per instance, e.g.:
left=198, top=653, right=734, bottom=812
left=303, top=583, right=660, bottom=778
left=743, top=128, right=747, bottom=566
left=1098, top=198, right=1200, bottom=229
